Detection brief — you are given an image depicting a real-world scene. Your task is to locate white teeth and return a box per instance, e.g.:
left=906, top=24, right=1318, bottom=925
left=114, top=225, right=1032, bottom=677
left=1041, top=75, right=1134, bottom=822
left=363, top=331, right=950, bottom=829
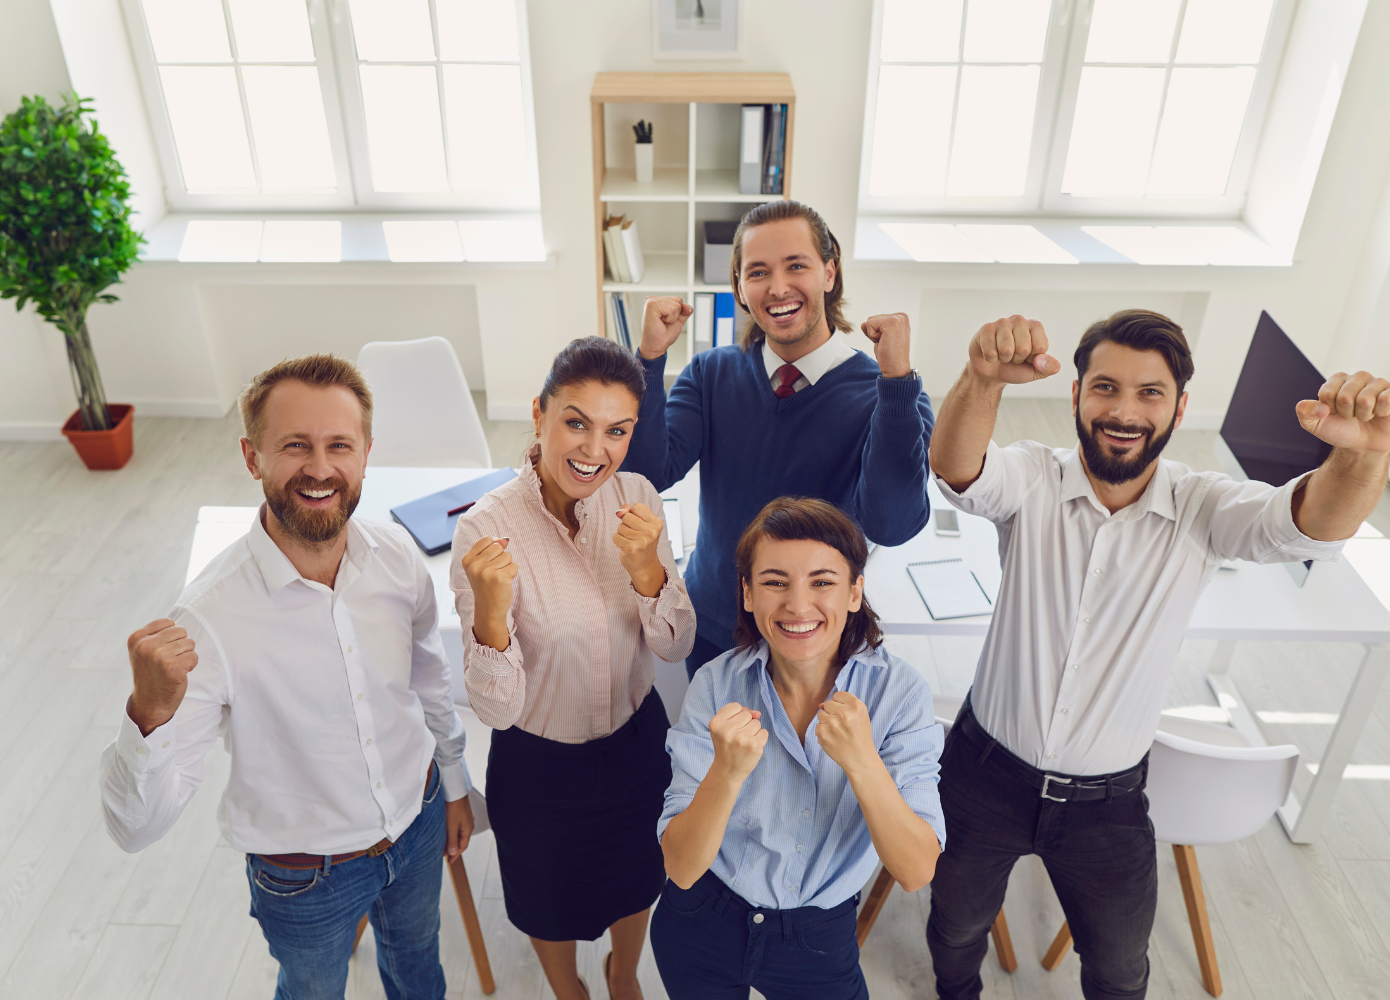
left=768, top=303, right=800, bottom=316
left=300, top=488, right=335, bottom=498
left=779, top=622, right=819, bottom=634
left=1106, top=430, right=1142, bottom=439
left=568, top=459, right=600, bottom=475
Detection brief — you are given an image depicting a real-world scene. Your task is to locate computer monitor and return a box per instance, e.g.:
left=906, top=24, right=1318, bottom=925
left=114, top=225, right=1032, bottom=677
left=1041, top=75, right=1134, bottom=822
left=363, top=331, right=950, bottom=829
left=1218, top=310, right=1330, bottom=487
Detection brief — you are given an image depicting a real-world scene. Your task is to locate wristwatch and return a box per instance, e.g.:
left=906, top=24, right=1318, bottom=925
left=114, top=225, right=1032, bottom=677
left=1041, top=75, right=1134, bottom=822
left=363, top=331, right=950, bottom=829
left=884, top=368, right=920, bottom=380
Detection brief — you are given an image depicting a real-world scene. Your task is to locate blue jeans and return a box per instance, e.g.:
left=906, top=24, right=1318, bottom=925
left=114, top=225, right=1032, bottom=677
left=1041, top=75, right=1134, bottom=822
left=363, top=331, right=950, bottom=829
left=245, top=765, right=447, bottom=1000
left=650, top=870, right=868, bottom=1000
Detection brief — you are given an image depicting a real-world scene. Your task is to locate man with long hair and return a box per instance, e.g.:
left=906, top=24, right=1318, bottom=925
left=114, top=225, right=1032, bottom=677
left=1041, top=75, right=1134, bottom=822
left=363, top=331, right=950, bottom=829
left=926, top=310, right=1390, bottom=1000
left=624, top=200, right=934, bottom=679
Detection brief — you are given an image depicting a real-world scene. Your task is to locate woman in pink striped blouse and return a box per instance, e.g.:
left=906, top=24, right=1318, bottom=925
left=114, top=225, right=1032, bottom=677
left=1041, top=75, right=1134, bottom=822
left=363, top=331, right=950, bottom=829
left=450, top=336, right=695, bottom=1000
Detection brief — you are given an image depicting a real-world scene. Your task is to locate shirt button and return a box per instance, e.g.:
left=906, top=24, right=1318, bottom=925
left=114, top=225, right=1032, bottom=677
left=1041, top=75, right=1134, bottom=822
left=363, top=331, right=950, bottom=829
left=347, top=645, right=354, bottom=653
left=1093, top=569, right=1102, bottom=576
left=357, top=693, right=364, bottom=700
left=376, top=781, right=382, bottom=788
left=1060, top=708, right=1069, bottom=714
left=135, top=747, right=147, bottom=755
left=1083, top=617, right=1091, bottom=624
left=1047, top=754, right=1057, bottom=760
left=365, top=738, right=373, bottom=745
left=1071, top=664, right=1079, bottom=670
left=579, top=537, right=585, bottom=543
left=802, top=809, right=811, bottom=819
left=162, top=741, right=170, bottom=748
left=796, top=844, right=805, bottom=853
left=753, top=913, right=764, bottom=924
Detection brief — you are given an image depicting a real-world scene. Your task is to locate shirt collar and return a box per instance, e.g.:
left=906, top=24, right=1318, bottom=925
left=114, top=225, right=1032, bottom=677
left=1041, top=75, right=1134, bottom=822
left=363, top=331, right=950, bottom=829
left=729, top=638, right=888, bottom=685
left=247, top=504, right=376, bottom=595
left=761, top=335, right=857, bottom=387
left=519, top=443, right=601, bottom=525
left=1058, top=446, right=1177, bottom=521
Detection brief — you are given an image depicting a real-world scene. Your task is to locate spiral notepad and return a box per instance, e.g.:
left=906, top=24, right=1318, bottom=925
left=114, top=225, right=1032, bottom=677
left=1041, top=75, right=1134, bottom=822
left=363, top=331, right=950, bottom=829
left=906, top=558, right=993, bottom=620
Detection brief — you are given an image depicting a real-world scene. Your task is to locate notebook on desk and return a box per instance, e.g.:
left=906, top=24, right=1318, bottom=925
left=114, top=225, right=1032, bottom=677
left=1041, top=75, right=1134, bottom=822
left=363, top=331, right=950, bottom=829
left=907, top=558, right=994, bottom=620
left=390, top=468, right=518, bottom=555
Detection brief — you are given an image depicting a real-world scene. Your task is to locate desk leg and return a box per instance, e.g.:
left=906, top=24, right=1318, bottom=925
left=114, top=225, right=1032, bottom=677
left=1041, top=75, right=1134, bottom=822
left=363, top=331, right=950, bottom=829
left=1279, top=643, right=1390, bottom=844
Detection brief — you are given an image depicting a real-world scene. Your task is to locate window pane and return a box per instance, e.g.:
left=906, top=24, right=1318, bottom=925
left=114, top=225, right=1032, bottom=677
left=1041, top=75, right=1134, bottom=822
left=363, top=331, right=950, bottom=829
left=438, top=0, right=520, bottom=61
left=179, top=220, right=263, bottom=261
left=1061, top=67, right=1164, bottom=195
left=260, top=221, right=342, bottom=262
left=1147, top=67, right=1255, bottom=194
left=1175, top=0, right=1274, bottom=64
left=242, top=66, right=337, bottom=189
left=160, top=66, right=256, bottom=189
left=443, top=65, right=528, bottom=193
left=349, top=0, right=435, bottom=61
left=458, top=220, right=545, bottom=261
left=1084, top=0, right=1180, bottom=63
left=880, top=0, right=963, bottom=63
left=868, top=66, right=956, bottom=196
left=962, top=0, right=1051, bottom=63
left=141, top=0, right=231, bottom=63
left=227, top=0, right=315, bottom=61
left=947, top=65, right=1039, bottom=196
left=383, top=221, right=464, bottom=261
left=359, top=65, right=449, bottom=191
left=879, top=223, right=993, bottom=262
left=956, top=224, right=1077, bottom=263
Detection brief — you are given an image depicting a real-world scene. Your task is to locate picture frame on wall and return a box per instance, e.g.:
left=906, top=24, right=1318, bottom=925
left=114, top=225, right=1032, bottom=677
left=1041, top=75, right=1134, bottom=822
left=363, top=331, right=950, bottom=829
left=653, top=0, right=741, bottom=59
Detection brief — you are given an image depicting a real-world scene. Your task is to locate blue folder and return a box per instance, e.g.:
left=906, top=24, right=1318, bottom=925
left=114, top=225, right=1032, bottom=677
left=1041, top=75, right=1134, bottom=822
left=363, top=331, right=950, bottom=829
left=389, top=468, right=518, bottom=555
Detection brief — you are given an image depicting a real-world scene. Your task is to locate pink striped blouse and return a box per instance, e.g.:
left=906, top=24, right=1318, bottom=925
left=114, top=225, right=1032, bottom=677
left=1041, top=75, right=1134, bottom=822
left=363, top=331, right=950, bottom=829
left=449, top=448, right=696, bottom=743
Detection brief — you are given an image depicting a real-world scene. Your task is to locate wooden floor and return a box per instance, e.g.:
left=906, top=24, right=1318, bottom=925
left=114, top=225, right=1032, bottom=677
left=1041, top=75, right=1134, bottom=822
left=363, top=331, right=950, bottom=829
left=2, top=399, right=1390, bottom=999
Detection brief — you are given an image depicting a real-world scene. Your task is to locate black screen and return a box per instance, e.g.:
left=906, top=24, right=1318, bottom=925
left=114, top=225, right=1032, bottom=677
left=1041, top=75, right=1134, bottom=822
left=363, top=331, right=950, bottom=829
left=1220, top=310, right=1331, bottom=486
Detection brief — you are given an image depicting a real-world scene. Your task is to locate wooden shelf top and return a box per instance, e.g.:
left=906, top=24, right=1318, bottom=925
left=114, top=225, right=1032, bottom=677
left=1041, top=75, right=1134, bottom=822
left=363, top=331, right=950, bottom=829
left=591, top=72, right=795, bottom=104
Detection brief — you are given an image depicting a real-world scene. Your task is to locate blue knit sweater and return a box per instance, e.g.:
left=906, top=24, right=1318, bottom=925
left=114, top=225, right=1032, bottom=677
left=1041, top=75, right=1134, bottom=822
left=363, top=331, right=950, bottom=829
left=622, top=344, right=934, bottom=651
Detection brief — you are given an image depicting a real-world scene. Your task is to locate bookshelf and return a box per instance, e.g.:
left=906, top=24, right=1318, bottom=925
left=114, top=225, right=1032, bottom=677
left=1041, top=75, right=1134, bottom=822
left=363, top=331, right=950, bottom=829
left=590, top=73, right=796, bottom=375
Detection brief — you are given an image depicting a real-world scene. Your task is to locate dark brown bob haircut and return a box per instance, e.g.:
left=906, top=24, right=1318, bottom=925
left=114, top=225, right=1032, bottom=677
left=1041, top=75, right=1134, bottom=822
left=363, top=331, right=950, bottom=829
left=733, top=497, right=883, bottom=666
left=239, top=353, right=372, bottom=448
left=539, top=336, right=646, bottom=409
left=730, top=200, right=852, bottom=351
left=1074, top=309, right=1195, bottom=393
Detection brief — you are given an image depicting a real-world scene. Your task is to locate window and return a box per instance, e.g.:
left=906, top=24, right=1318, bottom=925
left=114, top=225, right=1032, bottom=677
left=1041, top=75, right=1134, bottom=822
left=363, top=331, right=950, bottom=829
left=860, top=0, right=1290, bottom=220
left=124, top=0, right=539, bottom=212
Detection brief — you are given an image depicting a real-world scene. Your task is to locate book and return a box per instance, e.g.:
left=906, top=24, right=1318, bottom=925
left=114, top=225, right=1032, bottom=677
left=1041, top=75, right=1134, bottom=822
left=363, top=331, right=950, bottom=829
left=607, top=215, right=631, bottom=283
left=614, top=294, right=632, bottom=350
left=390, top=468, right=520, bottom=556
left=740, top=104, right=764, bottom=195
left=620, top=218, right=645, bottom=283
left=602, top=219, right=622, bottom=282
left=693, top=292, right=714, bottom=347
left=714, top=292, right=735, bottom=347
left=604, top=291, right=619, bottom=341
left=763, top=104, right=786, bottom=195
left=906, top=558, right=993, bottom=620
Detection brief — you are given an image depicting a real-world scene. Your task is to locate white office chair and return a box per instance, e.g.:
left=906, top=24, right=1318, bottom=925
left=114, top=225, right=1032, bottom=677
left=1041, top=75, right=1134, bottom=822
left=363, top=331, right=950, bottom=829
left=356, top=337, right=493, bottom=468
left=1043, top=716, right=1299, bottom=997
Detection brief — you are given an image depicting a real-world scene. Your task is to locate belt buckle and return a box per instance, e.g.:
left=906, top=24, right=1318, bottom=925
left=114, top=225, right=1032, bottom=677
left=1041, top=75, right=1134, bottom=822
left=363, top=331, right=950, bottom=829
left=366, top=840, right=391, bottom=858
left=1041, top=774, right=1072, bottom=802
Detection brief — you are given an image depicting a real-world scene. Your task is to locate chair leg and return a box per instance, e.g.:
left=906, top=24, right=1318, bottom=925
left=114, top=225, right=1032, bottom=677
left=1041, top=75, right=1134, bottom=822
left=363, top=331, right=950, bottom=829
left=448, top=855, right=497, bottom=995
left=1042, top=920, right=1072, bottom=971
left=352, top=913, right=370, bottom=954
left=855, top=866, right=897, bottom=947
left=990, top=909, right=1018, bottom=972
left=1173, top=844, right=1222, bottom=997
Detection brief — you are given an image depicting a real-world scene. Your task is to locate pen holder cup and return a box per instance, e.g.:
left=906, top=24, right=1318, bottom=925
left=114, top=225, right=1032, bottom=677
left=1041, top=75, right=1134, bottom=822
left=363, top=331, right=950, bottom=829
left=634, top=142, right=654, bottom=183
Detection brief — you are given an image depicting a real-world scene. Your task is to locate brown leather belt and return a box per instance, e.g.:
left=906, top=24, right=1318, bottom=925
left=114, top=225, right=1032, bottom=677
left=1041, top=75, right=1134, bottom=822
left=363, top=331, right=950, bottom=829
left=255, top=761, right=435, bottom=871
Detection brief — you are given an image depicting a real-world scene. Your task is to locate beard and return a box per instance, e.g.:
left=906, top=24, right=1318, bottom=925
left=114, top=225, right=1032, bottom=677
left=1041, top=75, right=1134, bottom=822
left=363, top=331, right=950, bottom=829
left=263, top=472, right=362, bottom=545
left=760, top=296, right=826, bottom=349
left=1075, top=406, right=1178, bottom=486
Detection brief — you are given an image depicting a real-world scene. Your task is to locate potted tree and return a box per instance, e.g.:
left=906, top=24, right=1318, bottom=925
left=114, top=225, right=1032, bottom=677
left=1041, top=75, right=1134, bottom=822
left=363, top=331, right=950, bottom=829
left=0, top=93, right=143, bottom=469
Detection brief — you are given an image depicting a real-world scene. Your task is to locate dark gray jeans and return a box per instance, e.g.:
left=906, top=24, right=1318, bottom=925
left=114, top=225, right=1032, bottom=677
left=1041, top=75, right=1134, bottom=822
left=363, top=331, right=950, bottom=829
left=927, top=703, right=1158, bottom=1000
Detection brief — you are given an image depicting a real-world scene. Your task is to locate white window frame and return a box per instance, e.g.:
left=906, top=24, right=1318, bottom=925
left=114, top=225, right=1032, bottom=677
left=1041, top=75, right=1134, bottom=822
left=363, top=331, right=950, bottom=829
left=120, top=0, right=541, bottom=213
left=858, top=0, right=1298, bottom=221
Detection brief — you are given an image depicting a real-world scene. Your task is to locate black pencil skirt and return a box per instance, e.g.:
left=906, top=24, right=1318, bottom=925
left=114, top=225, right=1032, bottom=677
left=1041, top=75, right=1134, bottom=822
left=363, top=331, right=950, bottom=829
left=485, top=687, right=672, bottom=942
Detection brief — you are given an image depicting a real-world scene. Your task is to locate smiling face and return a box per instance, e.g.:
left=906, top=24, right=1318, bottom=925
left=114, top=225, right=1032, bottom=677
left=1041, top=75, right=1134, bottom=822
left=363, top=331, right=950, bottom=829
left=742, top=536, right=864, bottom=669
left=242, top=379, right=370, bottom=545
left=1072, top=341, right=1188, bottom=486
left=736, top=218, right=837, bottom=359
left=532, top=380, right=640, bottom=514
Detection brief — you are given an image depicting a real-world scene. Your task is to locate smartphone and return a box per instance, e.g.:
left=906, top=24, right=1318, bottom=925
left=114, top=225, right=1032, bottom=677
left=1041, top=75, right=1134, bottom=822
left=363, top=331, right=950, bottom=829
left=934, top=509, right=961, bottom=537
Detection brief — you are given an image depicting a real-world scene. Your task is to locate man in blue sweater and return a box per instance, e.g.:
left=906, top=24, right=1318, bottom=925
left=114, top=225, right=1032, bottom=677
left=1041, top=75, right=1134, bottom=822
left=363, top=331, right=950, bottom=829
left=622, top=200, right=934, bottom=678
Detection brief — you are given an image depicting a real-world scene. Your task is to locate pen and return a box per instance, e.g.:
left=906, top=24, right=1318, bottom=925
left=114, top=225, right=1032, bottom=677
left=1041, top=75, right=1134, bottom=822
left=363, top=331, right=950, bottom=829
left=447, top=501, right=475, bottom=516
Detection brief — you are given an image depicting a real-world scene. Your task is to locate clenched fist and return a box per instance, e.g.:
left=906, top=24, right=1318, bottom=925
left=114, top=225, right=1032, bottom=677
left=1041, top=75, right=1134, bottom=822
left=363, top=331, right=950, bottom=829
left=861, top=313, right=913, bottom=379
left=1296, top=371, right=1390, bottom=454
left=461, top=536, right=518, bottom=652
left=127, top=618, right=199, bottom=736
left=709, top=702, right=768, bottom=783
left=969, top=315, right=1061, bottom=385
left=640, top=296, right=692, bottom=361
left=613, top=503, right=666, bottom=598
left=815, top=691, right=878, bottom=777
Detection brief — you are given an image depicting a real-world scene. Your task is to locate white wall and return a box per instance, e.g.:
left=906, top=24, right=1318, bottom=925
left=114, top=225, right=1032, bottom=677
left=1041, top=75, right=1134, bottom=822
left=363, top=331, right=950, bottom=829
left=4, top=0, right=1390, bottom=437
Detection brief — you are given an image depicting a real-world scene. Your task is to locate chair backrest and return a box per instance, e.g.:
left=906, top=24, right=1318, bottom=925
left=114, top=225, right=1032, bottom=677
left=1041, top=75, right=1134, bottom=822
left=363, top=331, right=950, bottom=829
left=1146, top=729, right=1298, bottom=846
left=356, top=337, right=492, bottom=468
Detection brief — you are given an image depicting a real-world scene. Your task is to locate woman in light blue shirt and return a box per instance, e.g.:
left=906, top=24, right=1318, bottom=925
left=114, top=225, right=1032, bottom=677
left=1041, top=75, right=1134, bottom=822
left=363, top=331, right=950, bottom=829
left=653, top=497, right=945, bottom=1000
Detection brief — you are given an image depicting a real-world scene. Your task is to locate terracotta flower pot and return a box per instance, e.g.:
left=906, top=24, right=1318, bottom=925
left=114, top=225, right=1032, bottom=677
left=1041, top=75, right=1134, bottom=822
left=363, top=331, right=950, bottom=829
left=61, top=403, right=135, bottom=470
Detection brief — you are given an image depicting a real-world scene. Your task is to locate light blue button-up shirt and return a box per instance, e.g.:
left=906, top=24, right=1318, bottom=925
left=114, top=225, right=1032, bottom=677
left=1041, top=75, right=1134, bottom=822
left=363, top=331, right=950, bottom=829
left=658, top=641, right=946, bottom=910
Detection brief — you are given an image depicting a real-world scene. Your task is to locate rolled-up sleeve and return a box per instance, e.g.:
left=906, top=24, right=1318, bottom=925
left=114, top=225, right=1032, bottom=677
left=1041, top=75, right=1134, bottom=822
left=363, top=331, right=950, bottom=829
left=876, top=676, right=946, bottom=850
left=634, top=481, right=696, bottom=662
left=1205, top=473, right=1347, bottom=564
left=934, top=440, right=1049, bottom=524
left=410, top=551, right=471, bottom=800
left=658, top=668, right=718, bottom=841
left=450, top=513, right=528, bottom=730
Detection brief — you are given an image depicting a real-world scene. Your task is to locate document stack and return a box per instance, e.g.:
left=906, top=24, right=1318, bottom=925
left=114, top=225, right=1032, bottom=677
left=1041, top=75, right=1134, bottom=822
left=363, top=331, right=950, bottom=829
left=738, top=104, right=789, bottom=196
left=604, top=292, right=634, bottom=350
left=602, top=214, right=646, bottom=283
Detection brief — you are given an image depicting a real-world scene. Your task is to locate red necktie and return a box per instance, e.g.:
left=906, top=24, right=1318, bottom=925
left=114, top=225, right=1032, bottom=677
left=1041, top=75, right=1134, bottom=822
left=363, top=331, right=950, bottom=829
left=773, top=363, right=802, bottom=399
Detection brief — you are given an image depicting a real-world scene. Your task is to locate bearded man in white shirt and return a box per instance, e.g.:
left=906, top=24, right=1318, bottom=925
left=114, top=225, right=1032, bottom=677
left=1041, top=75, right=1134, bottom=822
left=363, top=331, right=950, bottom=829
left=925, top=310, right=1390, bottom=1000
left=100, top=354, right=475, bottom=1000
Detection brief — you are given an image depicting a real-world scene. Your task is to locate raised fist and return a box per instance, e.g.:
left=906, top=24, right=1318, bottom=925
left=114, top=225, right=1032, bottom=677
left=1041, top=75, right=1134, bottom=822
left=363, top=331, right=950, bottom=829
left=640, top=296, right=692, bottom=360
left=969, top=315, right=1061, bottom=385
left=862, top=312, right=913, bottom=379
left=127, top=618, right=198, bottom=736
left=461, top=536, right=518, bottom=651
left=612, top=503, right=666, bottom=597
left=709, top=702, right=768, bottom=782
left=1296, top=371, right=1390, bottom=454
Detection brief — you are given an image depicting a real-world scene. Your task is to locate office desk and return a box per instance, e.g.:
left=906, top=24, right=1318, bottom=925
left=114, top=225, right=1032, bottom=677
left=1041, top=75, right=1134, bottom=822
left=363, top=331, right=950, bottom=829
left=865, top=482, right=1390, bottom=844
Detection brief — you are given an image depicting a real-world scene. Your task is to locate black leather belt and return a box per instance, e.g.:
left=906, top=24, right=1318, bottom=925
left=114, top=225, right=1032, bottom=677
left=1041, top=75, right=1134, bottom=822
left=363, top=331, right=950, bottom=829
left=956, top=701, right=1146, bottom=803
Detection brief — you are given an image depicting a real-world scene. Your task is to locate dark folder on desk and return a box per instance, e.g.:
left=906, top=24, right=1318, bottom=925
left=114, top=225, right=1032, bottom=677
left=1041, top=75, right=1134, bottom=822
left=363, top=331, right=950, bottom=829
left=390, top=468, right=518, bottom=555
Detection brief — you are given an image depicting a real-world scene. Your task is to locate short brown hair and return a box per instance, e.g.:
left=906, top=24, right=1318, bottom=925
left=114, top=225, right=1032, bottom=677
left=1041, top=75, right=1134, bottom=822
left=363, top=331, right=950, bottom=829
left=539, top=336, right=646, bottom=409
left=733, top=497, right=883, bottom=665
left=730, top=200, right=851, bottom=350
left=239, top=353, right=373, bottom=447
left=1074, top=309, right=1195, bottom=392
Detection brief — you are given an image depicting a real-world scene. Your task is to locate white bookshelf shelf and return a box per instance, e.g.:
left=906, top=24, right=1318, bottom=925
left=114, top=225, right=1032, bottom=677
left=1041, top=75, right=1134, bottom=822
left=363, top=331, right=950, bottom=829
left=591, top=74, right=795, bottom=364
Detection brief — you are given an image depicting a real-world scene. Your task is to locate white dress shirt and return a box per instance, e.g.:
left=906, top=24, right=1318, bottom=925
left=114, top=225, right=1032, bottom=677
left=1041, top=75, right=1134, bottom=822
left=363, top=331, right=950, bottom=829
left=936, top=440, right=1345, bottom=776
left=761, top=334, right=858, bottom=393
left=100, top=510, right=471, bottom=855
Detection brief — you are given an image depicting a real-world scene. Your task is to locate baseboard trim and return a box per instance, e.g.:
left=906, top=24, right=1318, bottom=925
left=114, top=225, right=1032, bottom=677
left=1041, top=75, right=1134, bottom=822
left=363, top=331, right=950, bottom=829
left=486, top=401, right=532, bottom=422
left=0, top=423, right=64, bottom=441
